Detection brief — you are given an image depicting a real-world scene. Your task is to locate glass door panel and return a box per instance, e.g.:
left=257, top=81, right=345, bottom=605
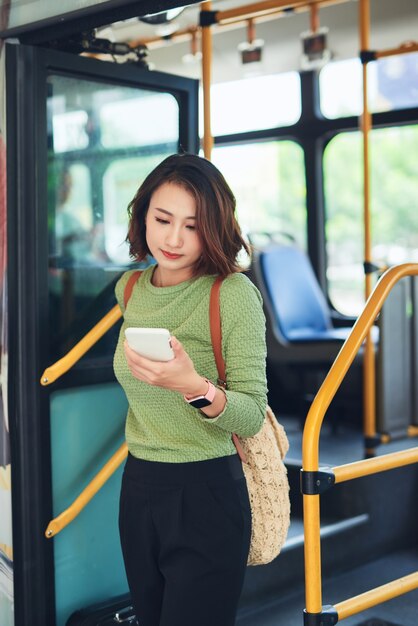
left=47, top=74, right=181, bottom=364
left=7, top=42, right=197, bottom=626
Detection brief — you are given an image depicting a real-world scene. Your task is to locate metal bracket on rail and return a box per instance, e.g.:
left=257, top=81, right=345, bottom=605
left=363, top=260, right=381, bottom=275
left=300, top=469, right=335, bottom=495
left=364, top=434, right=382, bottom=450
left=360, top=49, right=377, bottom=64
left=303, top=606, right=338, bottom=626
left=199, top=10, right=219, bottom=27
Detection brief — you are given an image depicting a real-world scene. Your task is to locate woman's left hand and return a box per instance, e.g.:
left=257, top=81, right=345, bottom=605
left=124, top=335, right=206, bottom=397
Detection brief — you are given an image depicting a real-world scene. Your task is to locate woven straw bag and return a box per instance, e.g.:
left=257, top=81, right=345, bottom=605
left=236, top=407, right=291, bottom=565
left=210, top=277, right=291, bottom=566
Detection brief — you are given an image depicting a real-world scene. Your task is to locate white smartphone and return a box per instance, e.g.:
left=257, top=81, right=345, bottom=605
left=124, top=327, right=174, bottom=362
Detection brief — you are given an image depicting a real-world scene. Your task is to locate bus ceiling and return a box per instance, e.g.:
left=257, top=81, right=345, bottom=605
left=0, top=0, right=200, bottom=45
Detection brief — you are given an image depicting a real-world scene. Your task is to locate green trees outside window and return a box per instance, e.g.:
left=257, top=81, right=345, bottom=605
left=212, top=141, right=307, bottom=262
left=324, top=125, right=418, bottom=315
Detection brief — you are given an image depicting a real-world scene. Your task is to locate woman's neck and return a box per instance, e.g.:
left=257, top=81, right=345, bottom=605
left=152, top=265, right=193, bottom=288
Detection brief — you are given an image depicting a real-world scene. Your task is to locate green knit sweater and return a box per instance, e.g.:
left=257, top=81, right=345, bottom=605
left=113, top=266, right=267, bottom=462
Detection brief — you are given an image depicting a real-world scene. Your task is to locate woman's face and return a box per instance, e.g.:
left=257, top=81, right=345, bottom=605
left=145, top=182, right=203, bottom=285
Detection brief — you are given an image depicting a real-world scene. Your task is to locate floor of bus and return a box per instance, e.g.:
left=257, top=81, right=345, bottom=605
left=236, top=415, right=418, bottom=626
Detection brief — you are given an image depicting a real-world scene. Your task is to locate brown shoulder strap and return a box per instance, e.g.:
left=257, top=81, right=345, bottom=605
left=210, top=276, right=248, bottom=462
left=123, top=270, right=142, bottom=310
left=209, top=276, right=226, bottom=386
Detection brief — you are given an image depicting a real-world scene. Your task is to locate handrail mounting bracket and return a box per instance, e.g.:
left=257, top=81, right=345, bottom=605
left=303, top=605, right=338, bottom=626
left=301, top=469, right=335, bottom=495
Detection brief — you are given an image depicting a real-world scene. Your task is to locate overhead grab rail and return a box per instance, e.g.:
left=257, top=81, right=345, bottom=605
left=210, top=0, right=348, bottom=24
left=302, top=263, right=418, bottom=625
left=199, top=0, right=351, bottom=160
left=365, top=40, right=418, bottom=61
left=130, top=0, right=351, bottom=53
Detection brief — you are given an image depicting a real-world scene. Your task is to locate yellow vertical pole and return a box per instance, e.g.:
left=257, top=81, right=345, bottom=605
left=303, top=412, right=323, bottom=614
left=201, top=2, right=214, bottom=159
left=359, top=0, right=376, bottom=450
left=303, top=494, right=323, bottom=613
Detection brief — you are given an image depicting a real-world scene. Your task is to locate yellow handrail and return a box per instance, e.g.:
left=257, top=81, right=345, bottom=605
left=302, top=263, right=418, bottom=471
left=45, top=442, right=128, bottom=538
left=375, top=41, right=418, bottom=59
left=302, top=263, right=418, bottom=615
left=335, top=571, right=418, bottom=620
left=333, top=447, right=418, bottom=483
left=40, top=304, right=122, bottom=386
left=41, top=302, right=126, bottom=537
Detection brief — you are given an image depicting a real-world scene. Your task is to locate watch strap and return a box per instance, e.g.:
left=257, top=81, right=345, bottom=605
left=184, top=379, right=216, bottom=405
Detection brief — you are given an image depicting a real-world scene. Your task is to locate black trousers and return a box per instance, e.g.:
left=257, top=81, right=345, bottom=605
left=119, top=452, right=251, bottom=626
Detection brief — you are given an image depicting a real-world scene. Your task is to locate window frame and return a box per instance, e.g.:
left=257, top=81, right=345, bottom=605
left=213, top=69, right=418, bottom=319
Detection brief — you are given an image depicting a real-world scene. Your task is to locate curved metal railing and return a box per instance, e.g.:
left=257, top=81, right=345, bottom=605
left=40, top=305, right=122, bottom=386
left=302, top=263, right=418, bottom=621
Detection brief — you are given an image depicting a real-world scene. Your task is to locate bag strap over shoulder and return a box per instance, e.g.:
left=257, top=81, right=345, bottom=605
left=123, top=270, right=142, bottom=310
left=209, top=275, right=247, bottom=463
left=209, top=276, right=226, bottom=387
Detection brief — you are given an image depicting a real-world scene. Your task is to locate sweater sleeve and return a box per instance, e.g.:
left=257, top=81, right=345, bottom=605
left=198, top=273, right=267, bottom=437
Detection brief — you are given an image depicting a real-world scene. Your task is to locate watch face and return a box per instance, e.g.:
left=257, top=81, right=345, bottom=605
left=189, top=397, right=212, bottom=409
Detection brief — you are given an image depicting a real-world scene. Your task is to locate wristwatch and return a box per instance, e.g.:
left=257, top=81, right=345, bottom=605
left=184, top=379, right=216, bottom=408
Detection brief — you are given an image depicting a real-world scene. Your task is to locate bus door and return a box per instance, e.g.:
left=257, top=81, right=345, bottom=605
left=6, top=42, right=198, bottom=626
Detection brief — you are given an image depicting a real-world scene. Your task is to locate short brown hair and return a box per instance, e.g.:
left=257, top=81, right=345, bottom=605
left=126, top=153, right=250, bottom=277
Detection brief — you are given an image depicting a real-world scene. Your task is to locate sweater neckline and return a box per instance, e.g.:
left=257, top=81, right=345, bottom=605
left=143, top=265, right=198, bottom=294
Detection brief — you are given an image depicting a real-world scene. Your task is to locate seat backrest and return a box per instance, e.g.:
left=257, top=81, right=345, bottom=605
left=259, top=245, right=332, bottom=341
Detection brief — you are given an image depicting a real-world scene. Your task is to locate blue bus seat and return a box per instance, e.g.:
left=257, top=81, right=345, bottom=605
left=248, top=243, right=378, bottom=416
left=260, top=245, right=352, bottom=343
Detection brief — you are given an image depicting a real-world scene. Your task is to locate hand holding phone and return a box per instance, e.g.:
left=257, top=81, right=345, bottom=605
left=124, top=327, right=174, bottom=362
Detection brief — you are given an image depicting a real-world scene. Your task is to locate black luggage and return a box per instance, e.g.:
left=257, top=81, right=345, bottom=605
left=66, top=593, right=139, bottom=625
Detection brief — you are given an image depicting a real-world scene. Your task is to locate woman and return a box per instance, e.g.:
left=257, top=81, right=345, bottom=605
left=114, top=153, right=267, bottom=626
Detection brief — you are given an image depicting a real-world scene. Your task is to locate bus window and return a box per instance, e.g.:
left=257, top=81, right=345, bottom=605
left=202, top=72, right=301, bottom=137
left=212, top=141, right=307, bottom=252
left=320, top=52, right=418, bottom=119
left=51, top=163, right=93, bottom=265
left=324, top=124, right=418, bottom=316
left=103, top=156, right=166, bottom=265
left=100, top=92, right=179, bottom=147
left=47, top=73, right=179, bottom=363
left=51, top=110, right=90, bottom=153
